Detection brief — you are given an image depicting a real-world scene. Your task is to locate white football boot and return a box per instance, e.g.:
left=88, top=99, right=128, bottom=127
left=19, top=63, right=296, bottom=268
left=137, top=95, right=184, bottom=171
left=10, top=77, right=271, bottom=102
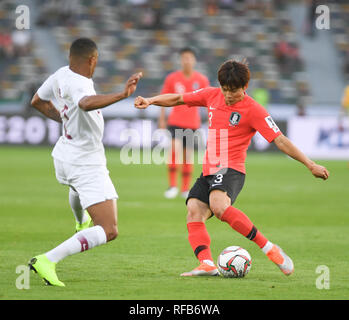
left=164, top=187, right=179, bottom=199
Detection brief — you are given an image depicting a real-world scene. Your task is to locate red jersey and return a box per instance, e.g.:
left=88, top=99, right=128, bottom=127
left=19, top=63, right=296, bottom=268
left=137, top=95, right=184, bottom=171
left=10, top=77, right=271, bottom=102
left=183, top=87, right=282, bottom=176
left=161, top=70, right=210, bottom=129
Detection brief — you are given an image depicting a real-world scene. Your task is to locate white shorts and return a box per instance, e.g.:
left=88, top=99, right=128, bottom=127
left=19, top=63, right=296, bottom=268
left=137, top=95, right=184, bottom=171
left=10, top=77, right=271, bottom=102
left=53, top=158, right=118, bottom=210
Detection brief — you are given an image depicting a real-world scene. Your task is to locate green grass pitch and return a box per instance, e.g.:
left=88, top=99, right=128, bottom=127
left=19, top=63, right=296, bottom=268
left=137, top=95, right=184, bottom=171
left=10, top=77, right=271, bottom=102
left=0, top=146, right=348, bottom=300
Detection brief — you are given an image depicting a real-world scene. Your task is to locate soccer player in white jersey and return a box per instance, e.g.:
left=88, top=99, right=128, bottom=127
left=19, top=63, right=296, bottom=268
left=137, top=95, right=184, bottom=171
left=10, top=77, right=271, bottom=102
left=28, top=38, right=142, bottom=286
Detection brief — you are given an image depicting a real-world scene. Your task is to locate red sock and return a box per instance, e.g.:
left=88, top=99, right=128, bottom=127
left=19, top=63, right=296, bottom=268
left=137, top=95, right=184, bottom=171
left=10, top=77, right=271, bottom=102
left=220, top=207, right=268, bottom=248
left=168, top=149, right=177, bottom=187
left=181, top=163, right=193, bottom=192
left=187, top=222, right=213, bottom=262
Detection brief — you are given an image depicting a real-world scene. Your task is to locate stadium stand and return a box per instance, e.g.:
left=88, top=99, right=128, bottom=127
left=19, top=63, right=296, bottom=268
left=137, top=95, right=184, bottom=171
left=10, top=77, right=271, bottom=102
left=0, top=0, right=330, bottom=106
left=328, top=0, right=349, bottom=80
left=0, top=0, right=47, bottom=101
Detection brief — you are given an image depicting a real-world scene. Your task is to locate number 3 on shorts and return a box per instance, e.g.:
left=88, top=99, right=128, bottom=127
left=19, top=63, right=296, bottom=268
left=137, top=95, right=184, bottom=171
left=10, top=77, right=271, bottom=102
left=214, top=174, right=223, bottom=184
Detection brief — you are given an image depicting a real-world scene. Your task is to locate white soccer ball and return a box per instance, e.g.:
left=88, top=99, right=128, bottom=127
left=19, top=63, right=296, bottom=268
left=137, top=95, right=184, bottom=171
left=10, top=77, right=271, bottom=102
left=217, top=246, right=252, bottom=278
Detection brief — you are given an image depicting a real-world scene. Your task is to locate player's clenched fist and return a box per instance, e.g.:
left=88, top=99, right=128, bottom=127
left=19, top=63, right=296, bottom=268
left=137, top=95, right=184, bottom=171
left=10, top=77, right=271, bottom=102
left=309, top=163, right=330, bottom=180
left=135, top=96, right=150, bottom=109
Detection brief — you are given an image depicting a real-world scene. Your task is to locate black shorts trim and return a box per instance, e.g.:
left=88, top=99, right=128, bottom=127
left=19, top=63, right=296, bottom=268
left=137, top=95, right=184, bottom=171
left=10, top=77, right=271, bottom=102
left=186, top=168, right=245, bottom=206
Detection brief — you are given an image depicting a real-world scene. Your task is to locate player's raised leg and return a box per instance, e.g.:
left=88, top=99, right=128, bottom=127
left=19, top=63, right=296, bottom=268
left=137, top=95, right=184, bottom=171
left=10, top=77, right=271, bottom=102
left=45, top=199, right=117, bottom=260
left=29, top=199, right=118, bottom=286
left=209, top=190, right=294, bottom=276
left=86, top=199, right=118, bottom=242
left=180, top=198, right=219, bottom=276
left=69, top=187, right=92, bottom=232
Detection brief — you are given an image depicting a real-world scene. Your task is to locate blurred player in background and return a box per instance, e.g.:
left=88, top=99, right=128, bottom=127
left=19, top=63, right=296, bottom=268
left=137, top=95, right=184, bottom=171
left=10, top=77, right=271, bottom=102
left=28, top=38, right=142, bottom=286
left=158, top=47, right=210, bottom=199
left=135, top=59, right=329, bottom=277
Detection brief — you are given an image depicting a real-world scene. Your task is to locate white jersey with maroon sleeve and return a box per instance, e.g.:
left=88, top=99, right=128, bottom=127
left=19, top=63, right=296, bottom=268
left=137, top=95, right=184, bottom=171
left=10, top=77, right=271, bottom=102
left=37, top=66, right=106, bottom=166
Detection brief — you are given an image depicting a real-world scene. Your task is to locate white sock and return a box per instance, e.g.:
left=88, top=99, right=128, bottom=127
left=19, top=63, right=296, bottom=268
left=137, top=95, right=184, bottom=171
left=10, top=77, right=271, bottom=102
left=45, top=225, right=107, bottom=263
left=69, top=188, right=89, bottom=224
left=261, top=241, right=274, bottom=254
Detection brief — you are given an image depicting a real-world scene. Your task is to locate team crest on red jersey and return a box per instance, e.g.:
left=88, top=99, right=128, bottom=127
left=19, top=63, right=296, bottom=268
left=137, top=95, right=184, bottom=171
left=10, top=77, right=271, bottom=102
left=229, top=112, right=241, bottom=126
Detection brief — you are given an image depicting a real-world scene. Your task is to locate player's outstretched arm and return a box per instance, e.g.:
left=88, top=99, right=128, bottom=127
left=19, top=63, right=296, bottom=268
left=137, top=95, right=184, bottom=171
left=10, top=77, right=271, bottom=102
left=273, top=134, right=329, bottom=180
left=79, top=72, right=142, bottom=111
left=158, top=107, right=167, bottom=129
left=31, top=93, right=62, bottom=123
left=134, top=94, right=184, bottom=109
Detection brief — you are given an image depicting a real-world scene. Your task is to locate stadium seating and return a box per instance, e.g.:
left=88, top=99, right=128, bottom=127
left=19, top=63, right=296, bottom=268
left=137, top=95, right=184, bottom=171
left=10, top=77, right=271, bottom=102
left=0, top=0, right=47, bottom=101
left=0, top=0, right=319, bottom=105
left=328, top=0, right=349, bottom=80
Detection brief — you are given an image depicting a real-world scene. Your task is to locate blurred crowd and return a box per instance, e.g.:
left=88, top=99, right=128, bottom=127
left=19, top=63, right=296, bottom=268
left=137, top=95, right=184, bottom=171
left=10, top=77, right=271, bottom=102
left=35, top=0, right=80, bottom=27
left=274, top=39, right=302, bottom=75
left=0, top=28, right=31, bottom=59
left=344, top=51, right=349, bottom=80
left=34, top=0, right=164, bottom=30
left=0, top=0, right=348, bottom=105
left=205, top=0, right=285, bottom=15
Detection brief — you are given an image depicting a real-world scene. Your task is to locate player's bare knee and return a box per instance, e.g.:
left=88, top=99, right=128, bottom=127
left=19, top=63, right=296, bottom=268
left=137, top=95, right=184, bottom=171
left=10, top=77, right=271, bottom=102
left=186, top=200, right=199, bottom=221
left=186, top=199, right=209, bottom=222
left=209, top=202, right=227, bottom=220
left=209, top=190, right=231, bottom=219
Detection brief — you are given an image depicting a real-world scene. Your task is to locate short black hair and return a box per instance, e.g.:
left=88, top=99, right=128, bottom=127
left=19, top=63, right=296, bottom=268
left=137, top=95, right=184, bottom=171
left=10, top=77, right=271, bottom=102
left=217, top=59, right=250, bottom=90
left=179, top=47, right=196, bottom=57
left=69, top=38, right=98, bottom=58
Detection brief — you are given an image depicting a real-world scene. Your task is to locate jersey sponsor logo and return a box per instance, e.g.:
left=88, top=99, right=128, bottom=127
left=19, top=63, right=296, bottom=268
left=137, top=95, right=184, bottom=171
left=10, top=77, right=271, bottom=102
left=229, top=112, right=241, bottom=126
left=209, top=105, right=216, bottom=110
left=265, top=116, right=280, bottom=133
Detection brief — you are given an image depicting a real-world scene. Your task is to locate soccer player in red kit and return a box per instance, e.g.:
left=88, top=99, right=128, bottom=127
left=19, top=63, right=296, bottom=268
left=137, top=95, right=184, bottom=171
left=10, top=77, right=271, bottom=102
left=135, top=60, right=329, bottom=276
left=159, top=47, right=210, bottom=199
